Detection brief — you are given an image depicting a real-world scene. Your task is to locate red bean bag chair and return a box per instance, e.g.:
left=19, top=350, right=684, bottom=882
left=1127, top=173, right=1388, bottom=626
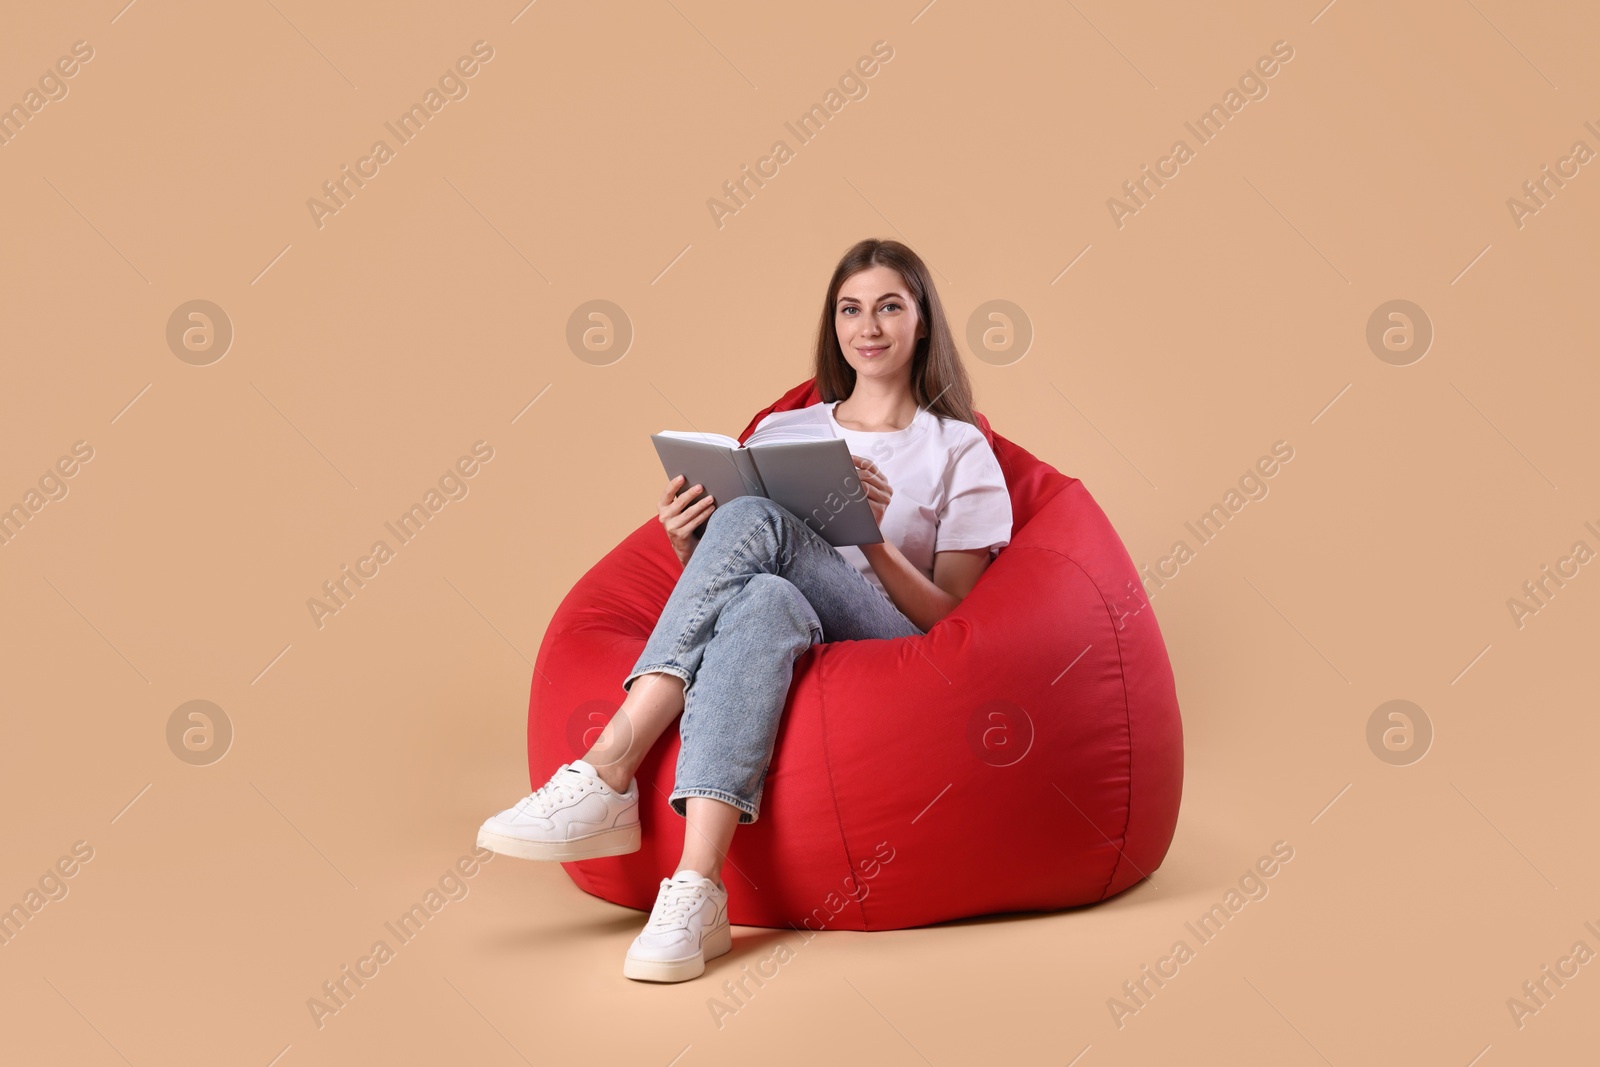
left=526, top=378, right=1183, bottom=930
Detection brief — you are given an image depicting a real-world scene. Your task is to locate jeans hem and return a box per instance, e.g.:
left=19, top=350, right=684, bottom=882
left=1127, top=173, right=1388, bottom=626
left=622, top=662, right=692, bottom=696
left=669, top=787, right=759, bottom=824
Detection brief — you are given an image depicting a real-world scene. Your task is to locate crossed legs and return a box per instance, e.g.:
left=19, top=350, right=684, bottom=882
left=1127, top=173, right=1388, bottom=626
left=582, top=672, right=737, bottom=886
left=575, top=494, right=922, bottom=887
left=478, top=497, right=923, bottom=982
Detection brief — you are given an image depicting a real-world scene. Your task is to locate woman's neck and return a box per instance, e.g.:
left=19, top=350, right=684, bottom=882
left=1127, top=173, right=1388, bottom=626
left=835, top=382, right=918, bottom=432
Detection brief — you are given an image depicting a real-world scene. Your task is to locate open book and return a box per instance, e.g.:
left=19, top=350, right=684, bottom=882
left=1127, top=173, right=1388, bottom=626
left=651, top=418, right=883, bottom=547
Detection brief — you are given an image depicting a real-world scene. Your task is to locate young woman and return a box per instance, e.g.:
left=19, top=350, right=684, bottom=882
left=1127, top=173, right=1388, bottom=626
left=477, top=238, right=1012, bottom=982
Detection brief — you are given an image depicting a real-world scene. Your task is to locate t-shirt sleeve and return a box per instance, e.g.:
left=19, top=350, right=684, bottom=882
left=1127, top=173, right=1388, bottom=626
left=936, top=430, right=1012, bottom=557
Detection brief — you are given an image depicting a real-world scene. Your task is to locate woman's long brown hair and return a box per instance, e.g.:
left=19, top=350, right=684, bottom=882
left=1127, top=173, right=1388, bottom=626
left=811, top=238, right=979, bottom=428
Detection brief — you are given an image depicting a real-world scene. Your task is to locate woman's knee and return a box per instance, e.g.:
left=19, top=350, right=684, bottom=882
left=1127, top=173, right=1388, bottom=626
left=735, top=573, right=822, bottom=643
left=703, top=494, right=787, bottom=542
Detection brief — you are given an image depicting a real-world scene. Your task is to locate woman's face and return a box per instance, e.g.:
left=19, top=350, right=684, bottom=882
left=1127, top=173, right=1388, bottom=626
left=834, top=265, right=925, bottom=387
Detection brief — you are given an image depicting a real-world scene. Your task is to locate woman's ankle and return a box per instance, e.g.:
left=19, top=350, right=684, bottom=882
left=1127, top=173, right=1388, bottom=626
left=676, top=865, right=724, bottom=890
left=589, top=760, right=632, bottom=793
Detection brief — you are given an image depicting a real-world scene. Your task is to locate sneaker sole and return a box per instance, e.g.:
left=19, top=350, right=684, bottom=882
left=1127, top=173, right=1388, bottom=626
left=476, top=822, right=640, bottom=862
left=623, top=920, right=732, bottom=983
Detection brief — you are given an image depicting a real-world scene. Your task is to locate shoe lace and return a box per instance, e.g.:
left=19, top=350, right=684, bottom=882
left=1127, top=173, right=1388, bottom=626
left=516, top=767, right=587, bottom=817
left=646, top=880, right=709, bottom=931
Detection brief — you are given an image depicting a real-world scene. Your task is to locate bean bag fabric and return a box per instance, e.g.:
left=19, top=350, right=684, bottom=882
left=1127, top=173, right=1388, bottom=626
left=525, top=379, right=1183, bottom=931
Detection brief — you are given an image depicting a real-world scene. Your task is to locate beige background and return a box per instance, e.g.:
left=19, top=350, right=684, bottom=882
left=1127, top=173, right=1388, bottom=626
left=2, top=0, right=1596, bottom=1063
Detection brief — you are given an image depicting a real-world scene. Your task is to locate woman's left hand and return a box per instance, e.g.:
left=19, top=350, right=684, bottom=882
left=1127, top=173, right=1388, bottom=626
left=851, top=454, right=892, bottom=527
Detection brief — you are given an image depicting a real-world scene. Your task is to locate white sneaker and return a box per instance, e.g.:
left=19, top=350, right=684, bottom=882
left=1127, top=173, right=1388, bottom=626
left=476, top=759, right=640, bottom=861
left=623, top=870, right=731, bottom=983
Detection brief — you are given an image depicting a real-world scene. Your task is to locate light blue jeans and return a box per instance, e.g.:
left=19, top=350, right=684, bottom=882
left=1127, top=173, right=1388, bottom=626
left=622, top=494, right=924, bottom=824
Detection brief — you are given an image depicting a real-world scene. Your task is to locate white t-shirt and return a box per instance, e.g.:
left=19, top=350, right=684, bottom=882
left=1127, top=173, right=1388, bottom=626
left=748, top=400, right=1013, bottom=601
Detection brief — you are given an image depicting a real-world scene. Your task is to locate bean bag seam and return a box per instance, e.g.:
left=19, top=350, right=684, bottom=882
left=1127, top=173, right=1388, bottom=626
left=999, top=541, right=1137, bottom=902
left=1097, top=578, right=1137, bottom=903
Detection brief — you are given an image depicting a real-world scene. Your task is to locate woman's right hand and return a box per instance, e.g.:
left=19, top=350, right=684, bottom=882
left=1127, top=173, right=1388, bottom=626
left=658, top=475, right=716, bottom=567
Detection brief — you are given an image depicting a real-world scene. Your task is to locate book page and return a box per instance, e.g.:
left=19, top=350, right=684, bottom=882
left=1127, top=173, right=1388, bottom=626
left=655, top=429, right=741, bottom=449
left=744, top=421, right=834, bottom=448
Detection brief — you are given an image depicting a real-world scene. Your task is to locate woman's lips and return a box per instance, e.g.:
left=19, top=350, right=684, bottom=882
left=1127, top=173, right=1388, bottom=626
left=858, top=346, right=887, bottom=357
